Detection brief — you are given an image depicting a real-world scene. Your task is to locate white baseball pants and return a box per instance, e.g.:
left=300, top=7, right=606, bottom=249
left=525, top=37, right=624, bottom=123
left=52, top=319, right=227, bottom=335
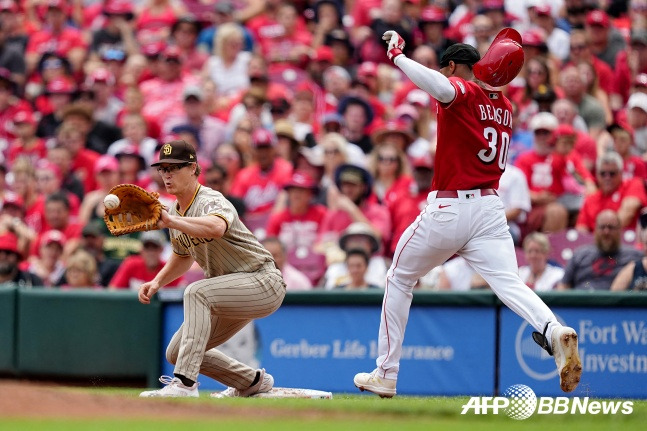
left=375, top=189, right=559, bottom=380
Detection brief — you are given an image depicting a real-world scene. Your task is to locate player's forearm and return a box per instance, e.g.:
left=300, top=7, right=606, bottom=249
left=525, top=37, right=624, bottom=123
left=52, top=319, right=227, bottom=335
left=394, top=56, right=456, bottom=104
left=167, top=215, right=227, bottom=239
left=154, top=253, right=194, bottom=287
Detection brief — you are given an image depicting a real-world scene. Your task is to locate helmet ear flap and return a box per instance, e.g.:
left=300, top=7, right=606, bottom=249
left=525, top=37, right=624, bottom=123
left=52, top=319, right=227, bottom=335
left=473, top=28, right=525, bottom=87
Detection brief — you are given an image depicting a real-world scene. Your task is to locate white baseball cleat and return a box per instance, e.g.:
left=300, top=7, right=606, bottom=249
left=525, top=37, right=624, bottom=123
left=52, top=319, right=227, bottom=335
left=139, top=376, right=199, bottom=398
left=210, top=369, right=274, bottom=398
left=353, top=369, right=397, bottom=398
left=552, top=326, right=582, bottom=393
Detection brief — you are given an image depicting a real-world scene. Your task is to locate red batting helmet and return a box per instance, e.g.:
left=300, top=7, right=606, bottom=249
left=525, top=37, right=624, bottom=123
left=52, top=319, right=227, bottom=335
left=473, top=28, right=524, bottom=88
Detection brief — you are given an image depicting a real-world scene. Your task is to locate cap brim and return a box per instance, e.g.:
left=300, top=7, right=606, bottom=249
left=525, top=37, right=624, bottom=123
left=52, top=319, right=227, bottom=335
left=151, top=158, right=191, bottom=166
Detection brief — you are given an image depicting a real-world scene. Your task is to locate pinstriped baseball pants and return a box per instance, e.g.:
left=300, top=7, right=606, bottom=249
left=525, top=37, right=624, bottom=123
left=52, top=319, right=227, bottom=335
left=166, top=262, right=286, bottom=389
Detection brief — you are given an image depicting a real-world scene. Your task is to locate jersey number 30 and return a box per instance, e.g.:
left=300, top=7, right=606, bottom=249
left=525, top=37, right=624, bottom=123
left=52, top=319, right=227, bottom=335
left=478, top=127, right=510, bottom=171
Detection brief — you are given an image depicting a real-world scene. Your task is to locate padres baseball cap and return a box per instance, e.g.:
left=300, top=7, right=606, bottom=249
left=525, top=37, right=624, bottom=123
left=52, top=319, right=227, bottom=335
left=440, top=43, right=481, bottom=68
left=151, top=140, right=197, bottom=166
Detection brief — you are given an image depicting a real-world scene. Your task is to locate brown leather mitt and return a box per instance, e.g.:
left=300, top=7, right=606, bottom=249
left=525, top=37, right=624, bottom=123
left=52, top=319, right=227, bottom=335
left=103, top=184, right=163, bottom=236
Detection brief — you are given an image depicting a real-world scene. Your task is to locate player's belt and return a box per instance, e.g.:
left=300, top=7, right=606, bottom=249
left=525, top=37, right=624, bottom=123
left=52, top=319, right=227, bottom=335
left=436, top=188, right=498, bottom=198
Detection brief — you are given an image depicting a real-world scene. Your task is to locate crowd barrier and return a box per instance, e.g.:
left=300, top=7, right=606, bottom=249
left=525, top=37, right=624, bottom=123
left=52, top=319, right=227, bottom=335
left=1, top=287, right=645, bottom=398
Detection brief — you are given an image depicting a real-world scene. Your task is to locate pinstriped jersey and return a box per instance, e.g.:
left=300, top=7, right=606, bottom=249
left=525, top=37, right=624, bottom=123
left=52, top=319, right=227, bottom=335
left=169, top=185, right=275, bottom=278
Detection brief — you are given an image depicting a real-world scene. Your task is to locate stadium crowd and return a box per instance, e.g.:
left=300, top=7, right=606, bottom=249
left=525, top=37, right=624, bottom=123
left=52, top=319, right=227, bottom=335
left=0, top=0, right=646, bottom=292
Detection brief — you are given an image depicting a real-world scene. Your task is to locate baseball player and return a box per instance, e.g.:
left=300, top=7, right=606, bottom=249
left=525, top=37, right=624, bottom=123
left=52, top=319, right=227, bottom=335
left=354, top=29, right=582, bottom=398
left=138, top=140, right=286, bottom=398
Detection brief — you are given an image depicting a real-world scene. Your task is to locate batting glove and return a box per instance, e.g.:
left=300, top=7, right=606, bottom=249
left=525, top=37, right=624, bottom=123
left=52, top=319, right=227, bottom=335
left=382, top=30, right=405, bottom=63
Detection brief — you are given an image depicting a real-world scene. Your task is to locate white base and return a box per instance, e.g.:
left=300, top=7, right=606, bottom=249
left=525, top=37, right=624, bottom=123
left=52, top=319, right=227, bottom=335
left=250, top=387, right=333, bottom=399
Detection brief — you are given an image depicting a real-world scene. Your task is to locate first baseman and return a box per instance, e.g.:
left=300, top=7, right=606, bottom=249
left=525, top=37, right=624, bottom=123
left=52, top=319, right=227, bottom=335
left=139, top=140, right=286, bottom=398
left=354, top=30, right=582, bottom=397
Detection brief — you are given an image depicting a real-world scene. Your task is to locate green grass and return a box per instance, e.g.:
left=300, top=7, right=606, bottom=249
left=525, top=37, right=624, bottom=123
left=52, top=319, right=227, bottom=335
left=2, top=389, right=646, bottom=431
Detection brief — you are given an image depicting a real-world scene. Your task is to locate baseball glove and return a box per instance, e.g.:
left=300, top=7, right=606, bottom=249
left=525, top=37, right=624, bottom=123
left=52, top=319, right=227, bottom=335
left=103, top=184, right=163, bottom=236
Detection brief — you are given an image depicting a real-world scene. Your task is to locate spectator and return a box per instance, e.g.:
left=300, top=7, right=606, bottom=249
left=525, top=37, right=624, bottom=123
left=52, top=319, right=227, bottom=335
left=84, top=68, right=124, bottom=126
left=78, top=220, right=121, bottom=287
left=515, top=112, right=569, bottom=233
left=134, top=0, right=185, bottom=43
left=511, top=56, right=551, bottom=131
left=109, top=230, right=182, bottom=290
left=584, top=9, right=626, bottom=69
left=366, top=140, right=413, bottom=227
left=164, top=85, right=227, bottom=161
left=319, top=163, right=391, bottom=254
left=0, top=232, right=42, bottom=287
left=577, top=60, right=613, bottom=125
left=213, top=143, right=244, bottom=192
left=89, top=0, right=138, bottom=61
left=602, top=122, right=647, bottom=182
left=551, top=98, right=597, bottom=173
left=60, top=102, right=123, bottom=156
left=370, top=119, right=416, bottom=155
left=25, top=0, right=87, bottom=75
left=497, top=163, right=532, bottom=246
left=33, top=158, right=81, bottom=221
left=518, top=232, right=564, bottom=291
left=140, top=45, right=199, bottom=126
left=78, top=155, right=120, bottom=225
left=338, top=95, right=375, bottom=154
left=261, top=236, right=313, bottom=291
left=34, top=192, right=82, bottom=257
left=334, top=248, right=381, bottom=290
left=418, top=6, right=456, bottom=61
left=559, top=209, right=642, bottom=290
left=115, top=145, right=148, bottom=187
left=388, top=154, right=434, bottom=256
left=7, top=110, right=46, bottom=166
left=0, top=191, right=35, bottom=260
left=533, top=4, right=570, bottom=61
left=46, top=145, right=85, bottom=202
left=9, top=158, right=42, bottom=233
left=196, top=1, right=254, bottom=55
left=614, top=30, right=647, bottom=106
left=559, top=64, right=607, bottom=139
left=266, top=171, right=327, bottom=285
left=0, top=18, right=25, bottom=88
left=108, top=112, right=157, bottom=166
left=35, top=77, right=76, bottom=139
left=568, top=29, right=615, bottom=101
left=627, top=92, right=647, bottom=154
left=273, top=119, right=301, bottom=166
left=576, top=151, right=647, bottom=232
left=229, top=129, right=293, bottom=237
left=264, top=3, right=312, bottom=72
left=323, top=221, right=387, bottom=289
left=611, top=215, right=647, bottom=291
left=202, top=22, right=251, bottom=98
left=170, top=15, right=207, bottom=74
left=27, top=229, right=66, bottom=287
left=311, top=0, right=344, bottom=50
left=366, top=0, right=413, bottom=63
left=55, top=121, right=100, bottom=195
left=60, top=249, right=99, bottom=289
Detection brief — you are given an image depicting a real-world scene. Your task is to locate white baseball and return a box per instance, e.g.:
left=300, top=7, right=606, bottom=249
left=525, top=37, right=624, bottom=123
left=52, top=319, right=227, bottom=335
left=104, top=194, right=120, bottom=210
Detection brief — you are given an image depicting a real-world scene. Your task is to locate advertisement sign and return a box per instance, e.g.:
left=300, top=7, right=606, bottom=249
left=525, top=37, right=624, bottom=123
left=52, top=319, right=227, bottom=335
left=499, top=308, right=647, bottom=398
left=162, top=304, right=496, bottom=395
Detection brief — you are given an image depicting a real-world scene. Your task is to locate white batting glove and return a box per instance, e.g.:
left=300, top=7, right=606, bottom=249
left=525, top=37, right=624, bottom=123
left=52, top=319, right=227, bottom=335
left=382, top=30, right=405, bottom=63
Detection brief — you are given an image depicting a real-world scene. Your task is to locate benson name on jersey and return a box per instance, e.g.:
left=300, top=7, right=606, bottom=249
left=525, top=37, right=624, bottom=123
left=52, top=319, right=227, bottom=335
left=477, top=104, right=512, bottom=128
